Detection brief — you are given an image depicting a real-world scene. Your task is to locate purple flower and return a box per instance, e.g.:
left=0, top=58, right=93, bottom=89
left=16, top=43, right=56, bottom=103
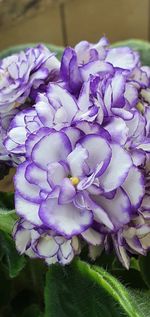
left=112, top=210, right=150, bottom=269
left=0, top=45, right=60, bottom=112
left=4, top=83, right=78, bottom=156
left=13, top=218, right=80, bottom=265
left=60, top=37, right=139, bottom=95
left=5, top=37, right=150, bottom=268
left=13, top=127, right=134, bottom=240
left=0, top=108, right=18, bottom=161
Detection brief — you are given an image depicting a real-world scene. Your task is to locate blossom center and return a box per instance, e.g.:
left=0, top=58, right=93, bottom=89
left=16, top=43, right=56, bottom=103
left=70, top=177, right=80, bottom=186
left=0, top=69, right=8, bottom=80
left=0, top=71, right=4, bottom=81
left=14, top=101, right=21, bottom=108
left=136, top=102, right=144, bottom=114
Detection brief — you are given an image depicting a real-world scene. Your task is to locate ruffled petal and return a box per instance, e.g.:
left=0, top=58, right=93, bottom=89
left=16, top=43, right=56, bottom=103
left=106, top=47, right=138, bottom=70
left=58, top=178, right=76, bottom=204
left=31, top=131, right=72, bottom=169
left=67, top=144, right=88, bottom=177
left=14, top=161, right=41, bottom=203
left=60, top=47, right=82, bottom=93
left=104, top=117, right=129, bottom=145
left=80, top=60, right=114, bottom=81
left=111, top=108, right=133, bottom=120
left=62, top=127, right=84, bottom=148
left=15, top=192, right=42, bottom=226
left=122, top=166, right=145, bottom=208
left=25, top=127, right=51, bottom=158
left=39, top=197, right=93, bottom=237
left=48, top=84, right=78, bottom=120
left=25, top=162, right=50, bottom=192
left=34, top=236, right=59, bottom=258
left=99, top=143, right=132, bottom=192
left=47, top=162, right=67, bottom=187
left=81, top=228, right=104, bottom=245
left=80, top=134, right=112, bottom=175
left=93, top=188, right=131, bottom=230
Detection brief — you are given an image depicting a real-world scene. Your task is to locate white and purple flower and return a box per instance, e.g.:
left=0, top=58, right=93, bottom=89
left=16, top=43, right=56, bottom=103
left=0, top=37, right=149, bottom=267
left=14, top=128, right=134, bottom=234
left=13, top=218, right=80, bottom=265
left=0, top=44, right=60, bottom=113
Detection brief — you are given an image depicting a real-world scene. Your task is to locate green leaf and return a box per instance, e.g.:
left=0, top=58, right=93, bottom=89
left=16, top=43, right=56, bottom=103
left=112, top=39, right=150, bottom=66
left=22, top=304, right=42, bottom=317
left=0, top=207, right=17, bottom=234
left=0, top=267, right=12, bottom=308
left=0, top=192, right=17, bottom=234
left=0, top=232, right=26, bottom=278
left=0, top=192, right=15, bottom=210
left=94, top=265, right=145, bottom=317
left=112, top=268, right=147, bottom=290
left=129, top=289, right=150, bottom=317
left=139, top=252, right=150, bottom=289
left=44, top=259, right=146, bottom=317
left=110, top=257, right=147, bottom=289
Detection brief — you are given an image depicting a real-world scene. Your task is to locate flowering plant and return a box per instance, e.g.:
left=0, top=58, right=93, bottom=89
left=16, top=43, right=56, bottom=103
left=0, top=38, right=150, bottom=316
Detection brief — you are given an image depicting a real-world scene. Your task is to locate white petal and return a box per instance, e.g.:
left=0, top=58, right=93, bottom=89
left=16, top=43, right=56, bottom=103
left=60, top=240, right=73, bottom=259
left=49, top=84, right=78, bottom=120
left=15, top=192, right=42, bottom=226
left=15, top=229, right=31, bottom=254
left=26, top=163, right=50, bottom=192
left=14, top=161, right=41, bottom=203
left=99, top=143, right=132, bottom=192
left=80, top=134, right=111, bottom=173
left=39, top=197, right=93, bottom=237
left=32, top=131, right=71, bottom=169
left=93, top=188, right=131, bottom=230
left=122, top=166, right=145, bottom=208
left=81, top=228, right=104, bottom=245
left=67, top=144, right=88, bottom=177
left=47, top=162, right=67, bottom=187
left=36, top=236, right=59, bottom=258
left=8, top=127, right=27, bottom=144
left=106, top=47, right=137, bottom=70
left=80, top=60, right=113, bottom=81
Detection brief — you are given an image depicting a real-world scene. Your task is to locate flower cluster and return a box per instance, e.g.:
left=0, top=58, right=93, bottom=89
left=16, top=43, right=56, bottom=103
left=0, top=38, right=150, bottom=268
left=0, top=45, right=60, bottom=169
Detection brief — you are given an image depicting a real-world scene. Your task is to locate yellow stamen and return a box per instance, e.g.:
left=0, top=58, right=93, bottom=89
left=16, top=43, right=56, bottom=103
left=14, top=101, right=21, bottom=108
left=44, top=235, right=53, bottom=241
left=70, top=177, right=80, bottom=186
left=136, top=102, right=144, bottom=114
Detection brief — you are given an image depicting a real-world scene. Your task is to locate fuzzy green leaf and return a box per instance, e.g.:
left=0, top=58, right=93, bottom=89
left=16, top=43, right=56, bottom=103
left=0, top=192, right=14, bottom=209
left=0, top=208, right=17, bottom=234
left=128, top=289, right=150, bottom=317
left=139, top=252, right=150, bottom=289
left=0, top=232, right=26, bottom=278
left=0, top=192, right=17, bottom=234
left=44, top=259, right=146, bottom=317
left=22, top=304, right=42, bottom=317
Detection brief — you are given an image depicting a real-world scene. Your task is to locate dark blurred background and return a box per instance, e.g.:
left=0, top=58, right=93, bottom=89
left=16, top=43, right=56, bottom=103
left=0, top=0, right=149, bottom=50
